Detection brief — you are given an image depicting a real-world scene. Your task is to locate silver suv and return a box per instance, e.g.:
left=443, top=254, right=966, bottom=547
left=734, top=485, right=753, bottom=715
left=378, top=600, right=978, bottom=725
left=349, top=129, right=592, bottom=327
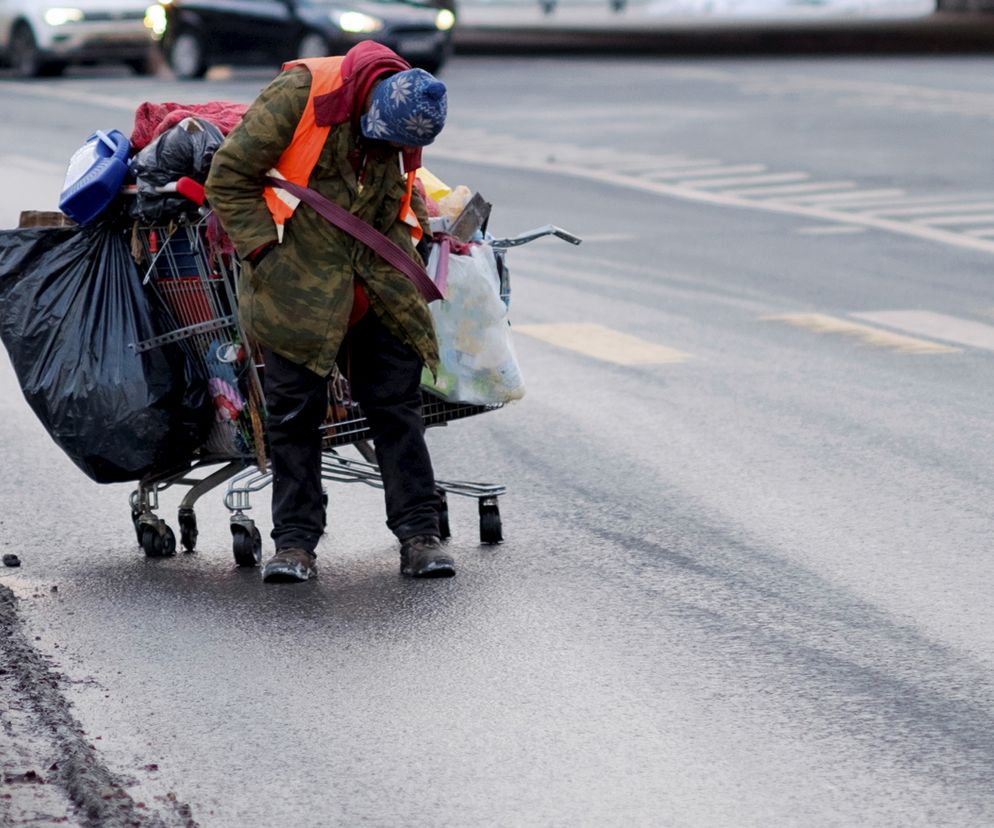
left=0, top=0, right=157, bottom=77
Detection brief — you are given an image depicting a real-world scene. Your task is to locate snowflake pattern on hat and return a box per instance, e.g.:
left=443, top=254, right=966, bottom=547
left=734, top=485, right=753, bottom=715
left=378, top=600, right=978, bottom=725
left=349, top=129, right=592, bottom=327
left=360, top=68, right=447, bottom=147
left=363, top=102, right=388, bottom=139
left=403, top=113, right=437, bottom=141
left=389, top=74, right=413, bottom=105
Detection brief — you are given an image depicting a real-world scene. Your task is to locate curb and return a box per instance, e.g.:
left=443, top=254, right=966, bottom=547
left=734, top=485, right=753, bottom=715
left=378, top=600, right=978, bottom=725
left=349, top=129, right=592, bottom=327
left=451, top=11, right=994, bottom=54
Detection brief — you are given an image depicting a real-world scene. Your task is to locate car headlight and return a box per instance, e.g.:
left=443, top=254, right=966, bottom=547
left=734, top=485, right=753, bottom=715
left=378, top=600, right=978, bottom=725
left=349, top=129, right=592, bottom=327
left=44, top=8, right=85, bottom=26
left=145, top=4, right=167, bottom=36
left=435, top=9, right=455, bottom=30
left=335, top=11, right=384, bottom=33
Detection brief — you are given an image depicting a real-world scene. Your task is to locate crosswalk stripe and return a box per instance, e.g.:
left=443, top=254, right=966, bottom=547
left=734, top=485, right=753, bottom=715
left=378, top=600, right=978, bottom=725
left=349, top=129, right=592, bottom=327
left=796, top=226, right=867, bottom=235
left=724, top=181, right=856, bottom=198
left=850, top=311, right=994, bottom=351
left=963, top=228, right=994, bottom=237
left=647, top=164, right=767, bottom=181
left=678, top=172, right=808, bottom=189
left=765, top=313, right=960, bottom=354
left=916, top=213, right=994, bottom=226
left=853, top=193, right=994, bottom=211
left=515, top=323, right=691, bottom=366
left=789, top=189, right=906, bottom=205
left=610, top=159, right=720, bottom=174
left=859, top=202, right=994, bottom=217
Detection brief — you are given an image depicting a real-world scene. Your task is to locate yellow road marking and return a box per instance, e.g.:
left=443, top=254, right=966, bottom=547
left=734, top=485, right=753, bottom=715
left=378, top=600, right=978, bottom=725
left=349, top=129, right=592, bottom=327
left=765, top=313, right=961, bottom=354
left=515, top=323, right=691, bottom=365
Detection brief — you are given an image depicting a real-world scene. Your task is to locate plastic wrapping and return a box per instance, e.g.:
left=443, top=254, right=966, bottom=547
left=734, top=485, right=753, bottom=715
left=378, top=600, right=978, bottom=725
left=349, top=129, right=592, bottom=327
left=421, top=244, right=525, bottom=405
left=437, top=185, right=472, bottom=219
left=130, top=117, right=223, bottom=222
left=0, top=221, right=213, bottom=483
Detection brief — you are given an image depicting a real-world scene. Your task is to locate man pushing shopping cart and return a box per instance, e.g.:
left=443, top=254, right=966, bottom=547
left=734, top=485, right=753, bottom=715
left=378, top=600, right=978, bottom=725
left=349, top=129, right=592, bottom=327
left=205, top=42, right=453, bottom=583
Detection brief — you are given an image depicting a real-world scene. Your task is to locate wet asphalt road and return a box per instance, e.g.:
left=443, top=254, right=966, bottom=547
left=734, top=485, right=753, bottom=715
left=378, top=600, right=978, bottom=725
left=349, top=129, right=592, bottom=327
left=4, top=46, right=994, bottom=826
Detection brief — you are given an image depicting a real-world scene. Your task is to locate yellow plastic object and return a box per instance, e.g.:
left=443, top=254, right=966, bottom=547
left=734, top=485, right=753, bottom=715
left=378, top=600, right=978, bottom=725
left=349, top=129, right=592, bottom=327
left=417, top=167, right=451, bottom=201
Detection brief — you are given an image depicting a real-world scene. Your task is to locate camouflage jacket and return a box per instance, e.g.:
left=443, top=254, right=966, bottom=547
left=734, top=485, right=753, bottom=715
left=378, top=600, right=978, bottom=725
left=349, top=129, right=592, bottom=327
left=205, top=66, right=438, bottom=376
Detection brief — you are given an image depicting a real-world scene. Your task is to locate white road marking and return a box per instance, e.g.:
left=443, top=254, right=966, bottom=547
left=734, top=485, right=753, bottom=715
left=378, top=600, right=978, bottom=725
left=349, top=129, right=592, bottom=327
left=859, top=202, right=994, bottom=217
left=850, top=310, right=994, bottom=352
left=724, top=181, right=857, bottom=198
left=608, top=158, right=721, bottom=174
left=437, top=129, right=994, bottom=257
left=916, top=213, right=994, bottom=226
left=787, top=189, right=906, bottom=205
left=964, top=228, right=994, bottom=237
left=795, top=225, right=867, bottom=235
left=765, top=313, right=960, bottom=354
left=647, top=164, right=768, bottom=181
left=853, top=193, right=994, bottom=211
left=585, top=154, right=688, bottom=168
left=515, top=323, right=691, bottom=365
left=677, top=172, right=809, bottom=189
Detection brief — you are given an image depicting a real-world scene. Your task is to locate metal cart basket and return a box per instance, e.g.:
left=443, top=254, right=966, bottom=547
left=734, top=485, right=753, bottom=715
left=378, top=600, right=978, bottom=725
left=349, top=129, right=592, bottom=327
left=127, top=212, right=542, bottom=567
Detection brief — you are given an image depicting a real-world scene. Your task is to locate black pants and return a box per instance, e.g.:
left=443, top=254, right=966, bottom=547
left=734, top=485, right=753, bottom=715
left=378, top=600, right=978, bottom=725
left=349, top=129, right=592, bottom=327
left=262, top=312, right=439, bottom=553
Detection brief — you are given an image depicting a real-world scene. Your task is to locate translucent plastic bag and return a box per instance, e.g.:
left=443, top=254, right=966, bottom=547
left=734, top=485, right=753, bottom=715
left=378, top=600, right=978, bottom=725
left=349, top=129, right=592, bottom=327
left=422, top=244, right=525, bottom=405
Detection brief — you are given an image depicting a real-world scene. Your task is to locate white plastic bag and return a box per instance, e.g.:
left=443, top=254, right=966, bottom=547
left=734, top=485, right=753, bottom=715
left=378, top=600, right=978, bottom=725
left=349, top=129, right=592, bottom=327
left=422, top=244, right=525, bottom=405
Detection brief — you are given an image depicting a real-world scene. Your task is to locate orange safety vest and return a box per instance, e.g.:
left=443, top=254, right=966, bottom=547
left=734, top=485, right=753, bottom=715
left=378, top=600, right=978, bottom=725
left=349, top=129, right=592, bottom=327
left=263, top=57, right=422, bottom=244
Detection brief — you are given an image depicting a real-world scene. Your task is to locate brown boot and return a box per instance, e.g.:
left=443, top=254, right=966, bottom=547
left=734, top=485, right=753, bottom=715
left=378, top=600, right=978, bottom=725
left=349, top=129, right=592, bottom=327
left=399, top=535, right=454, bottom=578
left=262, top=548, right=317, bottom=583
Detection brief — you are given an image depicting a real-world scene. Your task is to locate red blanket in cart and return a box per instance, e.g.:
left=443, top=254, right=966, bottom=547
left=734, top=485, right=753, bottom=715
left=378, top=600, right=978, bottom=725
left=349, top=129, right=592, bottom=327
left=131, top=101, right=248, bottom=151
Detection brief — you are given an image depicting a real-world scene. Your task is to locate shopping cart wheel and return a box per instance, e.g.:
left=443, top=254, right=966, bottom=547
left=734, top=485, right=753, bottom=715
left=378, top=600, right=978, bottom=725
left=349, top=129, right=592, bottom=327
left=178, top=508, right=198, bottom=553
left=141, top=522, right=176, bottom=558
left=479, top=497, right=502, bottom=545
left=436, top=488, right=451, bottom=540
left=231, top=522, right=262, bottom=568
left=131, top=506, right=143, bottom=544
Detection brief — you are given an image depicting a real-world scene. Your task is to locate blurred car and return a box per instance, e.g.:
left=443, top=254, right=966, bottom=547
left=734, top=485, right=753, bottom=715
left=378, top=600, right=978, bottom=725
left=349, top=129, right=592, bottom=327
left=157, top=0, right=456, bottom=80
left=0, top=0, right=158, bottom=77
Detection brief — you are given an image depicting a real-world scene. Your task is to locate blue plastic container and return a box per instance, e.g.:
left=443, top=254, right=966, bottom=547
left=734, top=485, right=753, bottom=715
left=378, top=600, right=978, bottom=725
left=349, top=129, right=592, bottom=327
left=58, top=129, right=131, bottom=225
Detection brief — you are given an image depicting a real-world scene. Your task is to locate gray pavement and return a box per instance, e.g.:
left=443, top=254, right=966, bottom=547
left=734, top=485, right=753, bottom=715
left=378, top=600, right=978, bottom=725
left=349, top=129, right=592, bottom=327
left=6, top=43, right=994, bottom=828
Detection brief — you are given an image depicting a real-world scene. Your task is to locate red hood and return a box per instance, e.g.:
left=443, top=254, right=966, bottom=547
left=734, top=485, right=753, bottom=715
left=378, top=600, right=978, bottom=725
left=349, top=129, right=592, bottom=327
left=309, top=42, right=422, bottom=172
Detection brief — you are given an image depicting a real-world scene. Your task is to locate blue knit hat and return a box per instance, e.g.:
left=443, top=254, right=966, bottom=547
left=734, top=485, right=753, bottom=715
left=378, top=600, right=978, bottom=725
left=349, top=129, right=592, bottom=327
left=360, top=69, right=447, bottom=147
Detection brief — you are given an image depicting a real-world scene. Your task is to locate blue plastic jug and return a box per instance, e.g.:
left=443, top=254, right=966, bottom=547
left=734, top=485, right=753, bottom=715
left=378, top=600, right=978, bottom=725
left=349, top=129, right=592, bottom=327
left=59, top=129, right=131, bottom=225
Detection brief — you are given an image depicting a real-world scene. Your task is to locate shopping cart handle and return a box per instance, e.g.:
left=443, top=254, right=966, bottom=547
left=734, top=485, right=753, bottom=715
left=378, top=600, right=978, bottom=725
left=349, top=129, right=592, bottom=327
left=154, top=177, right=205, bottom=205
left=489, top=225, right=583, bottom=248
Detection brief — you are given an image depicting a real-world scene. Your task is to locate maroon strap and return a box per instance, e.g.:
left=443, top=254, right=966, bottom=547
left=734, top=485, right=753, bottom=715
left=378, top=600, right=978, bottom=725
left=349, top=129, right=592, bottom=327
left=266, top=177, right=442, bottom=302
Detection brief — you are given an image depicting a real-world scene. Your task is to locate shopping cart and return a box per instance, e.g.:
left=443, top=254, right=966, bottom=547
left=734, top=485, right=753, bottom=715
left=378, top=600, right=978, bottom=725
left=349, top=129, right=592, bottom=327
left=127, top=211, right=577, bottom=566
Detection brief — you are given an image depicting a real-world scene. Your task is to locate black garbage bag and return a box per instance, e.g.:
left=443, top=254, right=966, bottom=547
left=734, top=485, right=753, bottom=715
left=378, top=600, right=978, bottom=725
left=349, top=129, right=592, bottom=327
left=130, top=117, right=223, bottom=223
left=0, top=220, right=213, bottom=483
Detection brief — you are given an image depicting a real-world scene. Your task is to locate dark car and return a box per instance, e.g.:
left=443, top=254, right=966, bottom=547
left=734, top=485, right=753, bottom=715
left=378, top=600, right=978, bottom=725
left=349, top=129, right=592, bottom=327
left=158, top=0, right=455, bottom=79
